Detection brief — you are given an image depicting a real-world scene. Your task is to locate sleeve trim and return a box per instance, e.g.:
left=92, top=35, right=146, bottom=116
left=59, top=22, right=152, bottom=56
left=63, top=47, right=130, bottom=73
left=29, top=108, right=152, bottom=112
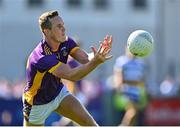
left=70, top=47, right=80, bottom=55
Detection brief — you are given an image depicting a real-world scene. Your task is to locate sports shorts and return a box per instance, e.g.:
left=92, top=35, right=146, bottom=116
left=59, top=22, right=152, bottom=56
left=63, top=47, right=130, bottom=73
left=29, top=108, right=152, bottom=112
left=23, top=85, right=71, bottom=125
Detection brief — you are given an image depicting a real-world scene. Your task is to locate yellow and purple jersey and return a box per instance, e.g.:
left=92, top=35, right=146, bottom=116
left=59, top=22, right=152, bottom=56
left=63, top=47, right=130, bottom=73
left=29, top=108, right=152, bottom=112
left=23, top=37, right=79, bottom=106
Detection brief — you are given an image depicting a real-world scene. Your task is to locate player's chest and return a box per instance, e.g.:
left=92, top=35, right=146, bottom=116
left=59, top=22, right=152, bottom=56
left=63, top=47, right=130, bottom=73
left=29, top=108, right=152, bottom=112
left=56, top=46, right=70, bottom=63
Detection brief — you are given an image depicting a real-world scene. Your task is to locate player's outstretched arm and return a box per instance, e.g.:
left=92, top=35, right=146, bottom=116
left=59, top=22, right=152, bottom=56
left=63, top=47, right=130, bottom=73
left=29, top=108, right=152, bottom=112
left=71, top=35, right=113, bottom=64
left=52, top=35, right=113, bottom=82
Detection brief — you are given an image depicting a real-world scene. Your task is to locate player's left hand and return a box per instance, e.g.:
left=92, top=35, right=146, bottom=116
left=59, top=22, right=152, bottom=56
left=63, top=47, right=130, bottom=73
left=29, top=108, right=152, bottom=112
left=99, top=35, right=113, bottom=57
left=91, top=35, right=113, bottom=63
left=102, top=35, right=113, bottom=50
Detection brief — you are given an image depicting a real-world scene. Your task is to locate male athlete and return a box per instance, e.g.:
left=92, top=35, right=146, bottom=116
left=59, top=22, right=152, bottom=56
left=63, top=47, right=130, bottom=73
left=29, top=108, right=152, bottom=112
left=23, top=10, right=112, bottom=126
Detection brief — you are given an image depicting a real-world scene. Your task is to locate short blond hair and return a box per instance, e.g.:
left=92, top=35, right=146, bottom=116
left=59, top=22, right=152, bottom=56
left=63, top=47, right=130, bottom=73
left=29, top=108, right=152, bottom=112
left=39, top=10, right=59, bottom=31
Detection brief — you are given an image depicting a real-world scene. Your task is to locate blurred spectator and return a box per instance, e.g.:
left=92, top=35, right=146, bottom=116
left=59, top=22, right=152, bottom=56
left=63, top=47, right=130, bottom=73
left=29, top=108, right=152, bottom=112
left=113, top=47, right=148, bottom=126
left=0, top=79, right=12, bottom=99
left=1, top=110, right=12, bottom=125
left=81, top=79, right=104, bottom=125
left=11, top=80, right=25, bottom=99
left=159, top=75, right=179, bottom=97
left=0, top=78, right=24, bottom=126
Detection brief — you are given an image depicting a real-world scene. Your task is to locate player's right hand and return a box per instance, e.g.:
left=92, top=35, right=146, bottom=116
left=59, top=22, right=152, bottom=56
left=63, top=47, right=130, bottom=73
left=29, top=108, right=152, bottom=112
left=91, top=35, right=113, bottom=64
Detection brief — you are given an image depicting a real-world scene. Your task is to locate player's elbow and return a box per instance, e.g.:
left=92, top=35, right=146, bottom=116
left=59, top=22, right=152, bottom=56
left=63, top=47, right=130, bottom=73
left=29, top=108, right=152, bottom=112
left=70, top=78, right=80, bottom=82
left=68, top=77, right=82, bottom=82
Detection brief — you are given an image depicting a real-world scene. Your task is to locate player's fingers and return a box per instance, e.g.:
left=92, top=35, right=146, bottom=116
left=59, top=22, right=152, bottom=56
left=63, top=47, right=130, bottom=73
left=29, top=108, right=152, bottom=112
left=102, top=35, right=109, bottom=46
left=91, top=46, right=97, bottom=54
left=103, top=35, right=112, bottom=48
left=104, top=48, right=111, bottom=55
left=104, top=36, right=107, bottom=42
left=97, top=42, right=103, bottom=53
left=109, top=35, right=113, bottom=45
left=105, top=55, right=113, bottom=60
left=101, top=45, right=111, bottom=55
left=106, top=35, right=112, bottom=46
left=104, top=35, right=109, bottom=41
left=104, top=35, right=108, bottom=43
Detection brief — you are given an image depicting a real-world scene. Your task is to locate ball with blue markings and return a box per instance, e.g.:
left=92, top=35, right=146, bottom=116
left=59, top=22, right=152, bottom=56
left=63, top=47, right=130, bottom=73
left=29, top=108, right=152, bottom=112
left=127, top=30, right=154, bottom=57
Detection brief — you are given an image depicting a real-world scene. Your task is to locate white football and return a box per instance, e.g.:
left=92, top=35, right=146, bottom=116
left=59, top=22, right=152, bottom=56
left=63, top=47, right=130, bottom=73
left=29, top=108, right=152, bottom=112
left=127, top=30, right=154, bottom=57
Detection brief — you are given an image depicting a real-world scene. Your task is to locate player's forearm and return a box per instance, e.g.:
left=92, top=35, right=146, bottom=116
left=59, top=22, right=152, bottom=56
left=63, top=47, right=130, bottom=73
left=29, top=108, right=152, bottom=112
left=78, top=56, right=89, bottom=64
left=71, top=49, right=89, bottom=64
left=69, top=58, right=101, bottom=81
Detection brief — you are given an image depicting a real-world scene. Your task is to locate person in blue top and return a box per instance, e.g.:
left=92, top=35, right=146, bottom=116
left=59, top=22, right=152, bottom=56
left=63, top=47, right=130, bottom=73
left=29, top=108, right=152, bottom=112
left=23, top=10, right=113, bottom=126
left=113, top=47, right=147, bottom=126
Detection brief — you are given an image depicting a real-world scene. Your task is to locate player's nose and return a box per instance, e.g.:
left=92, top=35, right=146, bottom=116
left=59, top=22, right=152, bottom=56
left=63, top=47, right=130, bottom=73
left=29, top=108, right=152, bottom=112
left=62, top=26, right=65, bottom=32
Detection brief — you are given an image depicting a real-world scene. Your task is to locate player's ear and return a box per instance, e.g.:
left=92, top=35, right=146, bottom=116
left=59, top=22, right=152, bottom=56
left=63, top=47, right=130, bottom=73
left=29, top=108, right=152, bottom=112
left=43, top=29, right=50, bottom=36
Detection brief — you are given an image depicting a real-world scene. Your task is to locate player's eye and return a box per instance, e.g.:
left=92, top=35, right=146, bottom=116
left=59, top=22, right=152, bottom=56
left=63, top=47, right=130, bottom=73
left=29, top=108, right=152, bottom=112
left=57, top=24, right=63, bottom=29
left=58, top=26, right=62, bottom=29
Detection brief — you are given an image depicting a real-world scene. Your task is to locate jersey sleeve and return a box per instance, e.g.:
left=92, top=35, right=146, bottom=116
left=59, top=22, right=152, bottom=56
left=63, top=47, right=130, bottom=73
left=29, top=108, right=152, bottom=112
left=35, top=54, right=62, bottom=73
left=68, top=37, right=80, bottom=55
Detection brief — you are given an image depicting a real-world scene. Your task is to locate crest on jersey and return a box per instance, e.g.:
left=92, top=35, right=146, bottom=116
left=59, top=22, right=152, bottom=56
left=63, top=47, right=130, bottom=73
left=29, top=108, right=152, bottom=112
left=61, top=47, right=68, bottom=56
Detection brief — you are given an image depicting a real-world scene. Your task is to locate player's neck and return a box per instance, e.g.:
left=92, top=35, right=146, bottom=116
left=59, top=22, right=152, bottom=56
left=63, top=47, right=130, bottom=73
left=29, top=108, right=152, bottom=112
left=44, top=36, right=60, bottom=52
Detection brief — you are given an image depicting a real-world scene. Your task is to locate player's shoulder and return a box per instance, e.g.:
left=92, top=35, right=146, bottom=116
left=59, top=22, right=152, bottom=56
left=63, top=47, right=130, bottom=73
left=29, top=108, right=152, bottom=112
left=29, top=40, right=52, bottom=62
left=114, top=55, right=129, bottom=67
left=31, top=40, right=44, bottom=54
left=116, top=55, right=128, bottom=62
left=64, top=36, right=76, bottom=43
left=63, top=36, right=79, bottom=50
left=114, top=55, right=125, bottom=68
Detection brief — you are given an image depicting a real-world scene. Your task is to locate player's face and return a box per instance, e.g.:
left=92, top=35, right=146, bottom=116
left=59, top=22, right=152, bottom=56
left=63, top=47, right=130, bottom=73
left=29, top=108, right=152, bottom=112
left=49, top=16, right=66, bottom=43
